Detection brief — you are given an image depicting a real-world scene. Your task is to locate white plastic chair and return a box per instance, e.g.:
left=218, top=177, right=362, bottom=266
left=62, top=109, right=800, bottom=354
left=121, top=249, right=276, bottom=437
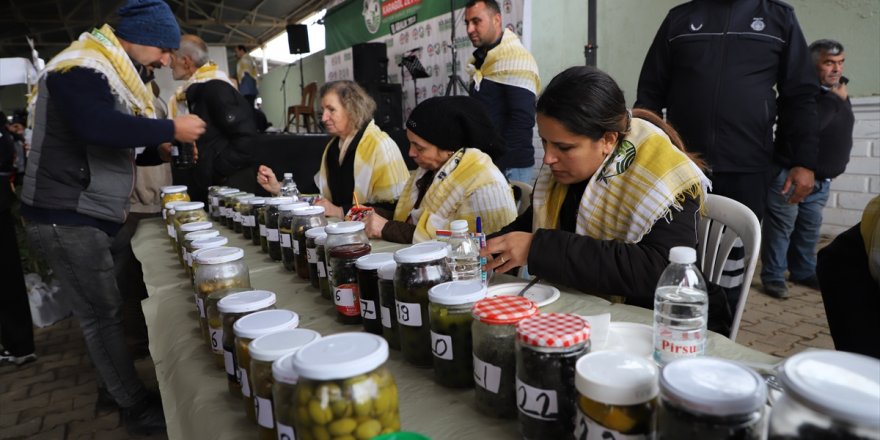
left=697, top=194, right=761, bottom=342
left=509, top=180, right=533, bottom=216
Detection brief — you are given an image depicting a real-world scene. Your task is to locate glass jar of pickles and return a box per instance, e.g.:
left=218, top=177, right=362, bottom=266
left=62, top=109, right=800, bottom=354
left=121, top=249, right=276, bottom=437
left=163, top=201, right=190, bottom=247
left=205, top=185, right=222, bottom=217
left=211, top=187, right=237, bottom=220
left=515, top=313, right=591, bottom=439
left=291, top=333, right=400, bottom=439
left=768, top=350, right=880, bottom=440
left=221, top=191, right=247, bottom=228
left=160, top=185, right=189, bottom=219
left=266, top=197, right=296, bottom=261
left=218, top=290, right=277, bottom=398
left=177, top=221, right=213, bottom=268
left=574, top=351, right=659, bottom=440
left=658, top=357, right=767, bottom=440
left=233, top=309, right=300, bottom=423
left=182, top=229, right=219, bottom=277
left=279, top=202, right=311, bottom=271
left=315, top=234, right=331, bottom=300
left=292, top=206, right=327, bottom=280
left=472, top=296, right=538, bottom=418
left=241, top=197, right=265, bottom=241
left=189, top=235, right=229, bottom=287
left=232, top=194, right=255, bottom=234
left=326, top=222, right=371, bottom=324
left=393, top=242, right=452, bottom=368
left=427, top=280, right=485, bottom=388
left=251, top=328, right=322, bottom=440
left=205, top=287, right=250, bottom=367
left=377, top=263, right=399, bottom=350
left=258, top=202, right=271, bottom=252
left=172, top=201, right=208, bottom=255
left=193, top=246, right=249, bottom=341
left=305, top=227, right=327, bottom=289
left=356, top=253, right=395, bottom=335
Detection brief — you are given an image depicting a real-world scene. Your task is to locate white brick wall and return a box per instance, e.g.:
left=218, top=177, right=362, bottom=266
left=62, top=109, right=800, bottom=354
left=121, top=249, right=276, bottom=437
left=822, top=96, right=880, bottom=236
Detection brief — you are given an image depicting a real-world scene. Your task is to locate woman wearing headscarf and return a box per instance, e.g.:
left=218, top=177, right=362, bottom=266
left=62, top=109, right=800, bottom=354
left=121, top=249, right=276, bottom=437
left=256, top=80, right=409, bottom=217
left=363, top=96, right=518, bottom=243
left=485, top=66, right=710, bottom=309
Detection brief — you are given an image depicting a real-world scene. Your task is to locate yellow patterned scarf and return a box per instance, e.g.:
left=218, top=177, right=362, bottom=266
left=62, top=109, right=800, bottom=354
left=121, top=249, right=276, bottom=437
left=467, top=29, right=540, bottom=95
left=32, top=25, right=154, bottom=118
left=394, top=148, right=517, bottom=243
left=167, top=62, right=234, bottom=118
left=236, top=54, right=258, bottom=83
left=533, top=118, right=709, bottom=243
left=861, top=196, right=880, bottom=283
left=317, top=120, right=409, bottom=205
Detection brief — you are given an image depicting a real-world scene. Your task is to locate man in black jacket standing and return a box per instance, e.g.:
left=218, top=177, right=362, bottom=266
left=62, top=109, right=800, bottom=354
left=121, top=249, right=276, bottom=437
left=169, top=34, right=257, bottom=202
left=636, top=0, right=819, bottom=295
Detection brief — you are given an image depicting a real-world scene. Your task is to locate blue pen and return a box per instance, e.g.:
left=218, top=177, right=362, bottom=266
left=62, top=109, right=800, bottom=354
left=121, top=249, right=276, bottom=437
left=476, top=217, right=488, bottom=284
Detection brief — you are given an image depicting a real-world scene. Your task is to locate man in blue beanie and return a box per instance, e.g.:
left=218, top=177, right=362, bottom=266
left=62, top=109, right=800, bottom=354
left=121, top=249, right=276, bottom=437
left=20, top=0, right=205, bottom=435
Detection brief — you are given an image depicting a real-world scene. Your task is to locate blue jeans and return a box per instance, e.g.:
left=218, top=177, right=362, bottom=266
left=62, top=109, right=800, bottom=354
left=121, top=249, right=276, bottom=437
left=761, top=168, right=831, bottom=283
left=25, top=223, right=147, bottom=408
left=505, top=166, right=535, bottom=186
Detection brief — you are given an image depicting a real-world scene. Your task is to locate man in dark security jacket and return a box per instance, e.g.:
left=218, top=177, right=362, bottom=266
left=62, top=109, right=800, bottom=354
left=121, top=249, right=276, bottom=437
left=168, top=34, right=257, bottom=203
left=636, top=0, right=819, bottom=220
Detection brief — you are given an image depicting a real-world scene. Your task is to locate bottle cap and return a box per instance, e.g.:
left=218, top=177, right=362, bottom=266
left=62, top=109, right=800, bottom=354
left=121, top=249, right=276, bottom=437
left=284, top=173, right=293, bottom=179
left=472, top=296, right=538, bottom=325
left=450, top=219, right=469, bottom=233
left=660, top=357, right=766, bottom=416
left=291, top=333, right=389, bottom=380
left=575, top=351, right=659, bottom=405
left=516, top=313, right=591, bottom=348
left=669, top=246, right=697, bottom=264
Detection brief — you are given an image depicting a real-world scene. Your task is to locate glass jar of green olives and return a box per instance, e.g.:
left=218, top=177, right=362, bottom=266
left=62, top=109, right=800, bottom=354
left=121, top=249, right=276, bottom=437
left=658, top=357, right=767, bottom=440
left=193, top=246, right=248, bottom=340
left=427, top=280, right=486, bottom=388
left=305, top=227, right=327, bottom=289
left=220, top=191, right=247, bottom=228
left=241, top=197, right=266, bottom=242
left=574, top=351, right=659, bottom=439
left=251, top=328, right=322, bottom=440
left=356, top=253, right=395, bottom=336
left=377, top=263, right=400, bottom=350
left=218, top=290, right=277, bottom=399
left=211, top=187, right=238, bottom=220
left=393, top=242, right=452, bottom=368
left=292, top=206, right=328, bottom=280
left=291, top=333, right=400, bottom=439
left=471, top=296, right=538, bottom=419
left=266, top=197, right=296, bottom=261
left=163, top=201, right=190, bottom=247
left=189, top=235, right=229, bottom=288
left=177, top=221, right=213, bottom=268
left=160, top=185, right=189, bottom=219
left=182, top=229, right=219, bottom=277
left=233, top=309, right=300, bottom=423
left=172, top=201, right=207, bottom=254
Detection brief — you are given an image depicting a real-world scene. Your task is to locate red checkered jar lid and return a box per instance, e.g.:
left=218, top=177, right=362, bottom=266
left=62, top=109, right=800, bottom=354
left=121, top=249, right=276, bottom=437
left=472, top=296, right=538, bottom=325
left=516, top=313, right=591, bottom=348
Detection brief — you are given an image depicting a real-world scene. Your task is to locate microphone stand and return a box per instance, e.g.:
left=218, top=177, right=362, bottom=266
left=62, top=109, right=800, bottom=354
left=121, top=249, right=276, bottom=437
left=281, top=61, right=294, bottom=132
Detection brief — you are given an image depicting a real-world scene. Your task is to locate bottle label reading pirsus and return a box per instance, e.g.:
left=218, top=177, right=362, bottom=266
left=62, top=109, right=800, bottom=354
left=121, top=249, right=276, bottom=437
left=473, top=354, right=502, bottom=393
left=516, top=378, right=559, bottom=421
left=431, top=331, right=453, bottom=360
left=395, top=301, right=422, bottom=327
left=334, top=284, right=360, bottom=316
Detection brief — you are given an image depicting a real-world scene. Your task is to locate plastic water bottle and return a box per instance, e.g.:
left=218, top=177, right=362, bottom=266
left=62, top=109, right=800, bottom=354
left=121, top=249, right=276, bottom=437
left=447, top=220, right=481, bottom=281
left=653, top=246, right=708, bottom=366
left=280, top=173, right=300, bottom=200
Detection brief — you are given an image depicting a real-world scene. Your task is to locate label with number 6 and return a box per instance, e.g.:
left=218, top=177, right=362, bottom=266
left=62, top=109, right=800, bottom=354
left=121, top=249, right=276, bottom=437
left=334, top=284, right=360, bottom=317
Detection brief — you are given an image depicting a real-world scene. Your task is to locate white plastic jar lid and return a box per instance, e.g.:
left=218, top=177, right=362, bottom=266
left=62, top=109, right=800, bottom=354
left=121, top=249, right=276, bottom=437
left=233, top=309, right=299, bottom=340
left=279, top=202, right=309, bottom=211
left=164, top=200, right=189, bottom=210
left=218, top=188, right=239, bottom=195
left=251, top=327, right=320, bottom=365
left=315, top=235, right=327, bottom=245
left=660, top=357, right=767, bottom=417
left=305, top=226, right=327, bottom=239
left=180, top=221, right=213, bottom=233
left=174, top=201, right=205, bottom=211
left=377, top=262, right=397, bottom=280
left=394, top=241, right=448, bottom=263
left=245, top=198, right=266, bottom=206
left=266, top=197, right=295, bottom=206
left=235, top=193, right=255, bottom=201
left=190, top=236, right=229, bottom=250
left=293, top=206, right=325, bottom=216
left=291, top=332, right=389, bottom=380
left=161, top=185, right=187, bottom=194
left=184, top=229, right=219, bottom=242
left=429, top=280, right=486, bottom=305
left=779, top=350, right=880, bottom=427
left=355, top=253, right=394, bottom=271
left=325, top=221, right=365, bottom=235
left=575, top=351, right=659, bottom=406
left=194, top=246, right=244, bottom=265
left=217, top=290, right=277, bottom=314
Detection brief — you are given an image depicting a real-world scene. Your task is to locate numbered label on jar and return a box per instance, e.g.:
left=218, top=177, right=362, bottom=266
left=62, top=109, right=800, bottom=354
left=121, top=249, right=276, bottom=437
left=245, top=215, right=256, bottom=227
left=360, top=298, right=377, bottom=321
left=267, top=228, right=279, bottom=242
left=240, top=368, right=251, bottom=397
left=281, top=233, right=291, bottom=248
left=276, top=422, right=296, bottom=440
left=473, top=354, right=502, bottom=393
left=430, top=331, right=453, bottom=360
left=334, top=285, right=360, bottom=316
left=254, top=395, right=274, bottom=428
left=317, top=262, right=327, bottom=278
left=396, top=301, right=422, bottom=327
left=210, top=328, right=223, bottom=354
left=211, top=196, right=220, bottom=207
left=307, top=247, right=318, bottom=263
left=259, top=224, right=267, bottom=237
left=195, top=296, right=206, bottom=318
left=167, top=224, right=175, bottom=238
left=233, top=212, right=242, bottom=223
left=224, top=349, right=235, bottom=376
left=293, top=240, right=300, bottom=255
left=574, top=409, right=646, bottom=440
left=381, top=306, right=391, bottom=328
left=516, top=377, right=559, bottom=421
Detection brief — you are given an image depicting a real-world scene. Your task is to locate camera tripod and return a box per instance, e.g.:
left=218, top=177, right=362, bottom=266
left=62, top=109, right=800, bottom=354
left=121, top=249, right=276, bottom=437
left=444, top=0, right=469, bottom=96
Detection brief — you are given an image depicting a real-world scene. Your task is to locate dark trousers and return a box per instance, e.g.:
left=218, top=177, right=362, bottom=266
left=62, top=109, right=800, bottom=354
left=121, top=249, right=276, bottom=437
left=111, top=212, right=156, bottom=358
left=709, top=170, right=774, bottom=222
left=0, top=183, right=34, bottom=356
left=817, top=223, right=880, bottom=359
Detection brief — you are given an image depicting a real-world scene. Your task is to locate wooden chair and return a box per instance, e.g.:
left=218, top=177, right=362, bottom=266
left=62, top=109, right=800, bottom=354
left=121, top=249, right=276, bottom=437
left=286, top=82, right=318, bottom=133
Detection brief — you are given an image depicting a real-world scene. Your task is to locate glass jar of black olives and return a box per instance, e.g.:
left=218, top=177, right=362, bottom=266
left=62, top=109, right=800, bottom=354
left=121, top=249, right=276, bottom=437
left=305, top=227, right=327, bottom=289
left=393, top=242, right=452, bottom=368
left=240, top=197, right=264, bottom=241
left=292, top=206, right=328, bottom=280
left=356, top=253, right=395, bottom=335
left=471, top=296, right=538, bottom=419
left=428, top=280, right=486, bottom=388
left=377, top=263, right=400, bottom=350
left=278, top=202, right=309, bottom=268
left=658, top=357, right=767, bottom=440
left=515, top=313, right=591, bottom=440
left=212, top=187, right=238, bottom=221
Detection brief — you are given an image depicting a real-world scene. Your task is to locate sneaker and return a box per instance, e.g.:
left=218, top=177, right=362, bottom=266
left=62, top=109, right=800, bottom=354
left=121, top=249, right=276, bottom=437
left=791, top=275, right=820, bottom=290
left=123, top=392, right=166, bottom=436
left=763, top=281, right=789, bottom=299
left=0, top=349, right=37, bottom=366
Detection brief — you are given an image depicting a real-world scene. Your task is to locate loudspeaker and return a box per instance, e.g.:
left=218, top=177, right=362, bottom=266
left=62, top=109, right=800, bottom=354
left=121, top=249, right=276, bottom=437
left=352, top=42, right=388, bottom=85
left=364, top=83, right=402, bottom=132
left=286, top=24, right=310, bottom=54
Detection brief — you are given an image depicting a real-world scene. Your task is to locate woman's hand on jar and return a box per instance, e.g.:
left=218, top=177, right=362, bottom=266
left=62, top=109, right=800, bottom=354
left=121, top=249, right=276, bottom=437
left=363, top=212, right=388, bottom=239
left=315, top=197, right=344, bottom=218
left=256, top=165, right=281, bottom=196
left=483, top=232, right=533, bottom=274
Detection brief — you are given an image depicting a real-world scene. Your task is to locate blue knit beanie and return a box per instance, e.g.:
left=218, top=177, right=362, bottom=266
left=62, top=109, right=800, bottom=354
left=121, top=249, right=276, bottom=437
left=115, top=0, right=180, bottom=49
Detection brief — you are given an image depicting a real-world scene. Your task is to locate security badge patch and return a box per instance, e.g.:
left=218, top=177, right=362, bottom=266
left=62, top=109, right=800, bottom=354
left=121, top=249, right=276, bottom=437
left=751, top=17, right=765, bottom=31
